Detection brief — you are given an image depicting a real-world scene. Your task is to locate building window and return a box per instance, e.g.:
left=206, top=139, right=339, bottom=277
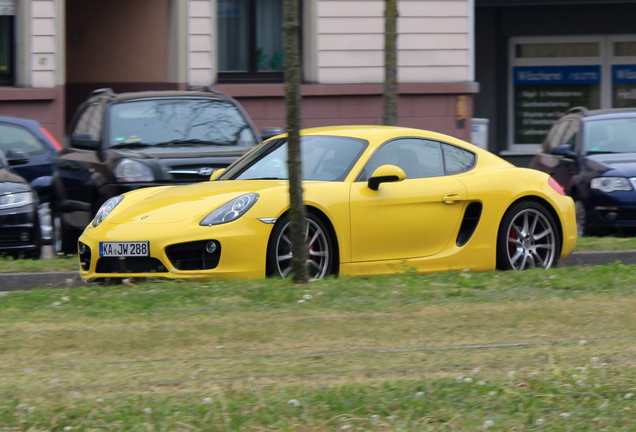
left=0, top=15, right=14, bottom=86
left=217, top=0, right=285, bottom=83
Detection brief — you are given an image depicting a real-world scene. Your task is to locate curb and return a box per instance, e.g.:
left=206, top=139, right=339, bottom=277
left=1, top=250, right=636, bottom=292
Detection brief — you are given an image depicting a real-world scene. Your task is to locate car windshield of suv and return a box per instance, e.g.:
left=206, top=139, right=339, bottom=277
left=584, top=117, right=636, bottom=154
left=227, top=136, right=367, bottom=182
left=108, top=98, right=259, bottom=148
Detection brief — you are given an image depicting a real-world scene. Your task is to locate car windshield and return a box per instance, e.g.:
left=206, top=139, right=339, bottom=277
left=584, top=117, right=636, bottom=154
left=224, top=135, right=367, bottom=181
left=107, top=98, right=259, bottom=148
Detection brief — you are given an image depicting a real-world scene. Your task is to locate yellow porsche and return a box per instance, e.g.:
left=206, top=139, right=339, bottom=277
left=77, top=126, right=577, bottom=282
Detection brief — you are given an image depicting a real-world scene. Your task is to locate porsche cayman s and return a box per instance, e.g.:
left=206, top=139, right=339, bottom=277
left=77, top=126, right=577, bottom=282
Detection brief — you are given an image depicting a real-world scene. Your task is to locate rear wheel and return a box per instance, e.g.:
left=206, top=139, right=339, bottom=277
left=266, top=213, right=335, bottom=279
left=497, top=201, right=561, bottom=270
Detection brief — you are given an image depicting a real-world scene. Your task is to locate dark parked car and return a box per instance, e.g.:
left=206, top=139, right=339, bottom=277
left=0, top=115, right=62, bottom=244
left=52, top=87, right=282, bottom=254
left=530, top=107, right=636, bottom=236
left=0, top=149, right=41, bottom=259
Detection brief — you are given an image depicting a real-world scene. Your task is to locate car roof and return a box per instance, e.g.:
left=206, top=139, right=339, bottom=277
left=0, top=115, right=42, bottom=128
left=88, top=88, right=234, bottom=104
left=298, top=125, right=470, bottom=145
left=566, top=107, right=636, bottom=121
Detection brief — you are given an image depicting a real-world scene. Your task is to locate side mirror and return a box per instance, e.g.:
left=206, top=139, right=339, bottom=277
left=261, top=127, right=284, bottom=141
left=368, top=164, right=406, bottom=191
left=5, top=148, right=29, bottom=166
left=71, top=133, right=100, bottom=150
left=209, top=168, right=226, bottom=180
left=552, top=144, right=576, bottom=158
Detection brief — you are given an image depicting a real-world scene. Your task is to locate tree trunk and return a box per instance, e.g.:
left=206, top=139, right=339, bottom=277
left=283, top=0, right=309, bottom=283
left=383, top=0, right=398, bottom=126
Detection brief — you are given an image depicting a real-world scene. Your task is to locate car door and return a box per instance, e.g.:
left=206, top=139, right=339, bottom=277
left=349, top=138, right=468, bottom=262
left=55, top=102, right=104, bottom=222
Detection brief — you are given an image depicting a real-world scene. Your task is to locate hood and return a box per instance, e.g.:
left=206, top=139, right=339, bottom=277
left=108, top=179, right=288, bottom=224
left=111, top=144, right=254, bottom=160
left=585, top=153, right=636, bottom=176
left=0, top=167, right=30, bottom=193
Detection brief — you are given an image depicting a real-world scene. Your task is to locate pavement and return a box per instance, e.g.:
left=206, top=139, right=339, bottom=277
left=1, top=247, right=636, bottom=293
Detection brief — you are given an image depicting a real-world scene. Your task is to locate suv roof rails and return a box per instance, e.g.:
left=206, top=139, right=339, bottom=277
left=564, top=106, right=588, bottom=116
left=90, top=87, right=115, bottom=97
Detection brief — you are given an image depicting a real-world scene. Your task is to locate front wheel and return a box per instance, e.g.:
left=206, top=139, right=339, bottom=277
left=496, top=201, right=561, bottom=270
left=266, top=213, right=335, bottom=279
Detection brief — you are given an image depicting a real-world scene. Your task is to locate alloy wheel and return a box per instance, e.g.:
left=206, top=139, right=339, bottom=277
left=504, top=208, right=557, bottom=270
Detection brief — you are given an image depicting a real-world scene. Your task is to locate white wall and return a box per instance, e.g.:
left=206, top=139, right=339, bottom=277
left=189, top=0, right=214, bottom=86
left=316, top=0, right=472, bottom=84
left=31, top=0, right=56, bottom=88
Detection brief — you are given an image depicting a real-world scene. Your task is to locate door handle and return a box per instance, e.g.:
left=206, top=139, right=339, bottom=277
left=442, top=192, right=463, bottom=204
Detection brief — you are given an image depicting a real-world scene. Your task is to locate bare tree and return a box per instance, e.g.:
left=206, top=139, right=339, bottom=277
left=383, top=0, right=398, bottom=126
left=283, top=0, right=309, bottom=283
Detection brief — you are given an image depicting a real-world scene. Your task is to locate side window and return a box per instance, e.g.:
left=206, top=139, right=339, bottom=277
left=71, top=103, right=103, bottom=142
left=441, top=143, right=475, bottom=175
left=543, top=120, right=569, bottom=153
left=0, top=123, right=44, bottom=155
left=560, top=120, right=580, bottom=152
left=358, top=138, right=444, bottom=181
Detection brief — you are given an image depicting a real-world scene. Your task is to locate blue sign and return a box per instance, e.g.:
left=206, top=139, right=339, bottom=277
left=613, top=65, right=636, bottom=83
left=514, top=66, right=601, bottom=85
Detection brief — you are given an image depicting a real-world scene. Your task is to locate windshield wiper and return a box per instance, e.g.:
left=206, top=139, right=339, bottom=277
left=155, top=139, right=235, bottom=146
left=110, top=142, right=154, bottom=149
left=243, top=177, right=286, bottom=180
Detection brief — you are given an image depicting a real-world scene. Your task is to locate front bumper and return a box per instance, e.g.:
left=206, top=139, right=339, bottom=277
left=585, top=190, right=636, bottom=229
left=0, top=204, right=40, bottom=253
left=78, top=217, right=273, bottom=281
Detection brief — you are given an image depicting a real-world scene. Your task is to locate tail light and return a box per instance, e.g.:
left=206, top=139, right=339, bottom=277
left=548, top=176, right=566, bottom=195
left=40, top=127, right=62, bottom=150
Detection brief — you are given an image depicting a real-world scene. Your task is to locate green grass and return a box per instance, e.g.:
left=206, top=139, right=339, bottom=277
left=2, top=265, right=636, bottom=430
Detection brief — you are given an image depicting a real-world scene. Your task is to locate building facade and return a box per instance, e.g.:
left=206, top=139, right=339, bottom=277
left=0, top=0, right=477, bottom=145
left=475, top=0, right=636, bottom=166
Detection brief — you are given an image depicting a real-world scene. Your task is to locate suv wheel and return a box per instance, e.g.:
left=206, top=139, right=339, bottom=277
left=52, top=205, right=77, bottom=255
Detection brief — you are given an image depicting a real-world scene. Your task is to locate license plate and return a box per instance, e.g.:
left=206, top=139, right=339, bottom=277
left=100, top=241, right=149, bottom=257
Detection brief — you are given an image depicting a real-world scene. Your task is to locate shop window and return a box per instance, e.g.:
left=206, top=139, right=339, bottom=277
left=0, top=15, right=14, bottom=86
left=217, top=0, right=286, bottom=83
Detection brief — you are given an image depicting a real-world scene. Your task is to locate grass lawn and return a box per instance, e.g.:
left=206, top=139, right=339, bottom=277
left=1, top=265, right=636, bottom=430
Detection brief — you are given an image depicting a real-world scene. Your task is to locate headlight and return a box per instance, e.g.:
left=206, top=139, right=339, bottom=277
left=93, top=196, right=124, bottom=227
left=115, top=159, right=154, bottom=182
left=0, top=191, right=33, bottom=209
left=590, top=177, right=633, bottom=193
left=200, top=193, right=259, bottom=226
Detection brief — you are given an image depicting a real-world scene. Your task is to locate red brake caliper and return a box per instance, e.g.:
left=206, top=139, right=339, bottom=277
left=508, top=228, right=517, bottom=254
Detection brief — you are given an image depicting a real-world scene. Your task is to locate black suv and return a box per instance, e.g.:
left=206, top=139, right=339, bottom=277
left=52, top=87, right=281, bottom=254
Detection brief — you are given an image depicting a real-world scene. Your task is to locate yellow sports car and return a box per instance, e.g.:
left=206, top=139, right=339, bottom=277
left=78, top=126, right=577, bottom=282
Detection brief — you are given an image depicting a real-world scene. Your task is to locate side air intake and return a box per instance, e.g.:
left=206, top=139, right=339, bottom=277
left=456, top=202, right=483, bottom=247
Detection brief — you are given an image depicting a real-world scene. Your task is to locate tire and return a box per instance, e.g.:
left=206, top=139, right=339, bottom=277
left=266, top=213, right=335, bottom=279
left=52, top=204, right=78, bottom=255
left=496, top=201, right=561, bottom=270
